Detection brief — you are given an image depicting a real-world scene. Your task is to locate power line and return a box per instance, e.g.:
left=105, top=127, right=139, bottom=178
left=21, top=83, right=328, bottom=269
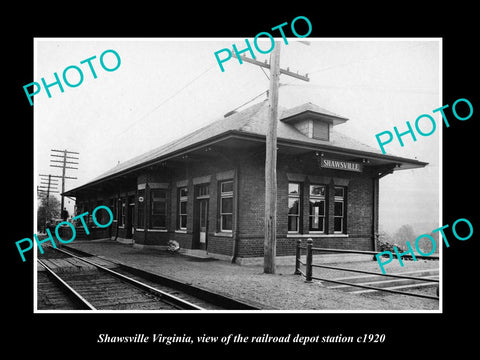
left=113, top=64, right=216, bottom=139
left=232, top=53, right=309, bottom=81
left=260, top=66, right=270, bottom=80
left=83, top=63, right=217, bottom=162
left=38, top=174, right=59, bottom=199
left=226, top=89, right=269, bottom=116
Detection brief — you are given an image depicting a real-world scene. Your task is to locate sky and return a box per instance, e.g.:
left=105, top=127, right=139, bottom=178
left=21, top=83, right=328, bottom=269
left=34, top=38, right=441, bottom=234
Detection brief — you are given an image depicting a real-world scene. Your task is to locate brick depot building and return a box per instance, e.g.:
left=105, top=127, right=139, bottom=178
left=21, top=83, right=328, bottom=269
left=63, top=101, right=427, bottom=263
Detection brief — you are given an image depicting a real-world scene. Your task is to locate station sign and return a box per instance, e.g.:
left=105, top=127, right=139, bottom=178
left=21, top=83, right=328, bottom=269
left=320, top=158, right=363, bottom=172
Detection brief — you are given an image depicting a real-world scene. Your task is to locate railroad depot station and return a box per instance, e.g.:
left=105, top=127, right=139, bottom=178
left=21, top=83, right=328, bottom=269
left=63, top=100, right=427, bottom=263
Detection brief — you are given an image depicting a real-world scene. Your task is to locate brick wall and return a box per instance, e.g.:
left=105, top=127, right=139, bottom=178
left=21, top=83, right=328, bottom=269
left=173, top=231, right=192, bottom=250
left=236, top=152, right=376, bottom=256
left=207, top=235, right=234, bottom=256
left=238, top=156, right=265, bottom=239
left=235, top=235, right=373, bottom=258
left=125, top=156, right=238, bottom=255
left=346, top=177, right=374, bottom=237
left=139, top=230, right=170, bottom=246
left=75, top=150, right=377, bottom=257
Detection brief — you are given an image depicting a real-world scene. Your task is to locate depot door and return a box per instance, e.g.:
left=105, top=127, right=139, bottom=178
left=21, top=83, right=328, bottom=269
left=198, top=199, right=209, bottom=250
left=126, top=196, right=135, bottom=239
left=193, top=184, right=210, bottom=250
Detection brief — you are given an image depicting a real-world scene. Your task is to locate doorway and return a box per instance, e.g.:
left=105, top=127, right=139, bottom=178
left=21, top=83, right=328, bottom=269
left=126, top=196, right=135, bottom=239
left=193, top=184, right=209, bottom=250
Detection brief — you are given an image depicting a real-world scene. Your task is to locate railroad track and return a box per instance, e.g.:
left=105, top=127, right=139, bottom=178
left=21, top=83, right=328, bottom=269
left=37, top=246, right=260, bottom=311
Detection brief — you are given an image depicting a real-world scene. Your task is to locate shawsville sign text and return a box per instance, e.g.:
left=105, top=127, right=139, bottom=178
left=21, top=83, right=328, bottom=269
left=320, top=158, right=363, bottom=172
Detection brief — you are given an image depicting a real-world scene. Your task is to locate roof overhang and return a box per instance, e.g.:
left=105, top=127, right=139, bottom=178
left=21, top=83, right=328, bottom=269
left=63, top=130, right=427, bottom=197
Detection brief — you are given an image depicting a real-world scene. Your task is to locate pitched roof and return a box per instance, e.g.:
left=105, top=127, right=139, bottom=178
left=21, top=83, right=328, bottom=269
left=66, top=100, right=425, bottom=193
left=88, top=100, right=267, bottom=183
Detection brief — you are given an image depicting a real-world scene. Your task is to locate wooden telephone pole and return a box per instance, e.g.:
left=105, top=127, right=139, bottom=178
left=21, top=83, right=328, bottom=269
left=264, top=43, right=281, bottom=274
left=38, top=174, right=59, bottom=198
left=38, top=174, right=59, bottom=230
left=49, top=149, right=79, bottom=215
left=234, top=42, right=309, bottom=274
left=38, top=173, right=59, bottom=210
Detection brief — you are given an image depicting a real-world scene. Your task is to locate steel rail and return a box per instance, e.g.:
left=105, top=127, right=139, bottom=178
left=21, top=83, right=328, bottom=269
left=51, top=247, right=205, bottom=310
left=38, top=259, right=97, bottom=310
left=59, top=244, right=263, bottom=310
left=311, top=276, right=439, bottom=300
left=114, top=262, right=260, bottom=310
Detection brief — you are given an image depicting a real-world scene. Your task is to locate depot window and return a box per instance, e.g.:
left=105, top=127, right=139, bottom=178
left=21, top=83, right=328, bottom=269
left=288, top=183, right=301, bottom=232
left=150, top=189, right=167, bottom=229
left=219, top=180, right=233, bottom=232
left=334, top=186, right=345, bottom=233
left=309, top=184, right=326, bottom=232
left=178, top=187, right=188, bottom=230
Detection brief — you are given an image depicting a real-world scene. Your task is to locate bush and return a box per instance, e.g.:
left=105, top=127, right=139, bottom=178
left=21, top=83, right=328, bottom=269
left=376, top=238, right=405, bottom=255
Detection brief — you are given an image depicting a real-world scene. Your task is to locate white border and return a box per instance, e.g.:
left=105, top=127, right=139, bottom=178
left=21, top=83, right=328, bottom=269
left=33, top=37, right=442, bottom=314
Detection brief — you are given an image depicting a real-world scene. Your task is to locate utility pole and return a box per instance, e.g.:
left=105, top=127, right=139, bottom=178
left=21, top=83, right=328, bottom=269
left=233, top=42, right=310, bottom=274
left=38, top=174, right=59, bottom=203
left=49, top=149, right=79, bottom=214
left=264, top=42, right=281, bottom=274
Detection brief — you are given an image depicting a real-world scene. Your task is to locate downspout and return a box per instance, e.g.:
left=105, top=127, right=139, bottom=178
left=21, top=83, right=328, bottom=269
left=231, top=164, right=240, bottom=263
left=372, top=175, right=379, bottom=252
left=372, top=167, right=394, bottom=252
left=114, top=190, right=120, bottom=242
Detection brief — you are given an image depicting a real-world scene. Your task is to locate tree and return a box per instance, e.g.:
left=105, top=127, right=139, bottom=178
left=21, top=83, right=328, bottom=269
left=37, top=195, right=60, bottom=232
left=392, top=224, right=416, bottom=250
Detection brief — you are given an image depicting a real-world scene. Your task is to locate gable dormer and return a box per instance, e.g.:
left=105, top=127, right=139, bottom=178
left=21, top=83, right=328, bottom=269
left=280, top=102, right=348, bottom=141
